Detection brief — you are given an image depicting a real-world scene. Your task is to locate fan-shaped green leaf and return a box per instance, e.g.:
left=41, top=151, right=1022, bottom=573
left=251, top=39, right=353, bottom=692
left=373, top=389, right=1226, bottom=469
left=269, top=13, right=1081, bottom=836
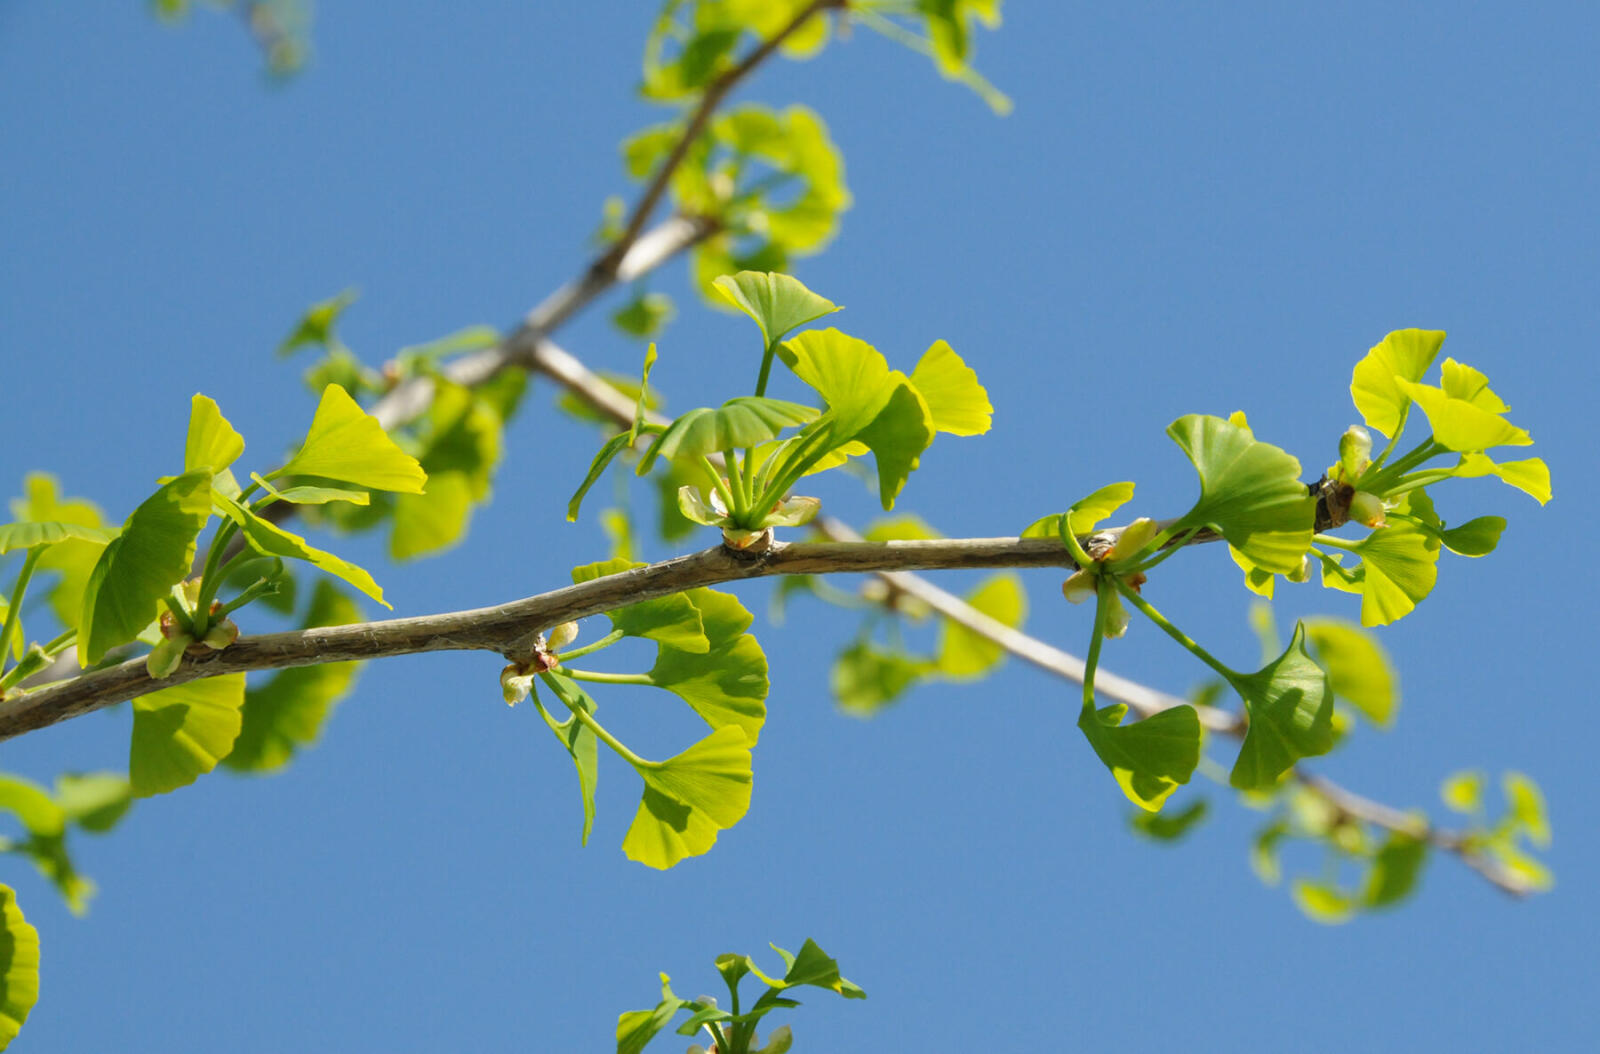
left=648, top=587, right=766, bottom=741
left=1292, top=879, right=1357, bottom=924
left=1451, top=452, right=1551, bottom=504
left=8, top=475, right=111, bottom=629
left=1439, top=358, right=1509, bottom=411
left=1349, top=328, right=1445, bottom=437
left=1019, top=481, right=1136, bottom=542
left=130, top=673, right=247, bottom=797
left=639, top=398, right=818, bottom=474
left=1346, top=521, right=1439, bottom=626
left=1364, top=834, right=1427, bottom=908
left=184, top=394, right=244, bottom=474
left=908, top=339, right=991, bottom=436
left=622, top=726, right=753, bottom=869
left=80, top=470, right=213, bottom=664
left=832, top=639, right=932, bottom=717
left=854, top=378, right=935, bottom=509
left=1168, top=414, right=1313, bottom=573
left=936, top=573, right=1024, bottom=678
left=1078, top=703, right=1202, bottom=812
left=0, top=884, right=39, bottom=1049
left=778, top=329, right=897, bottom=439
left=391, top=471, right=475, bottom=560
left=0, top=521, right=117, bottom=555
left=1303, top=617, right=1396, bottom=726
left=712, top=271, right=839, bottom=346
left=52, top=773, right=133, bottom=834
left=573, top=559, right=709, bottom=653
left=616, top=974, right=686, bottom=1054
left=1228, top=623, right=1335, bottom=790
left=215, top=492, right=388, bottom=607
left=1439, top=515, right=1505, bottom=557
left=1395, top=378, right=1531, bottom=452
left=278, top=384, right=427, bottom=494
left=226, top=582, right=363, bottom=773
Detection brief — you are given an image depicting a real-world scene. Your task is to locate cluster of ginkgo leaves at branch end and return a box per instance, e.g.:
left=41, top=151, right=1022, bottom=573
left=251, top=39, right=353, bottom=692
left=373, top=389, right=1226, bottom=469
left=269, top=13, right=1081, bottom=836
left=1016, top=328, right=1549, bottom=830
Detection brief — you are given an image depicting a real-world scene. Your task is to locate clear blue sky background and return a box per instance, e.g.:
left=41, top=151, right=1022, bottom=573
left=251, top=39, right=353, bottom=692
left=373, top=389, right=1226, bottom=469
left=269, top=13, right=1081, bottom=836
left=2, top=3, right=1596, bottom=1050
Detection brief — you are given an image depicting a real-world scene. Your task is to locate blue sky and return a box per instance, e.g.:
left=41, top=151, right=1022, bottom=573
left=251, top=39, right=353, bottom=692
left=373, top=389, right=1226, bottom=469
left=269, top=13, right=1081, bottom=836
left=1, top=2, right=1595, bottom=1050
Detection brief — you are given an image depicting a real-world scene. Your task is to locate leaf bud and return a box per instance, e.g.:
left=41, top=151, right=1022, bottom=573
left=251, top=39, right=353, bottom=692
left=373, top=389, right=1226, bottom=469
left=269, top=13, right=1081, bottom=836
left=1102, top=591, right=1131, bottom=640
left=1108, top=517, right=1159, bottom=561
left=1286, top=554, right=1313, bottom=583
left=1348, top=490, right=1388, bottom=529
left=200, top=618, right=239, bottom=651
left=1061, top=569, right=1096, bottom=605
left=500, top=664, right=533, bottom=706
left=146, top=633, right=192, bottom=679
left=546, top=621, right=579, bottom=651
left=1338, top=426, right=1372, bottom=481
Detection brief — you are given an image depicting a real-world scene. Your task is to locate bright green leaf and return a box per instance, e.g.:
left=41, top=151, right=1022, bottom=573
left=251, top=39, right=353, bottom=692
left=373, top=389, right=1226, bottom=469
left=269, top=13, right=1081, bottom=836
left=569, top=434, right=634, bottom=522
left=391, top=471, right=475, bottom=560
left=1020, top=482, right=1137, bottom=543
left=622, top=726, right=754, bottom=869
left=396, top=324, right=500, bottom=362
left=1131, top=798, right=1208, bottom=842
left=537, top=673, right=601, bottom=846
left=712, top=271, right=839, bottom=346
left=908, top=339, right=991, bottom=436
left=616, top=974, right=686, bottom=1054
left=1395, top=378, right=1531, bottom=452
left=1441, top=770, right=1485, bottom=813
left=278, top=384, right=428, bottom=494
left=776, top=938, right=867, bottom=999
left=648, top=587, right=767, bottom=741
left=80, top=471, right=212, bottom=664
left=1292, top=879, right=1357, bottom=924
left=214, top=492, right=389, bottom=608
left=1504, top=771, right=1550, bottom=849
left=130, top=673, right=247, bottom=797
left=1228, top=623, right=1336, bottom=790
left=1347, top=521, right=1439, bottom=626
left=226, top=582, right=363, bottom=773
left=52, top=773, right=133, bottom=834
left=252, top=474, right=369, bottom=507
left=573, top=560, right=709, bottom=653
left=863, top=515, right=941, bottom=542
left=0, top=521, right=117, bottom=555
left=184, top=394, right=245, bottom=474
left=1229, top=544, right=1277, bottom=598
left=1078, top=703, right=1202, bottom=812
left=0, top=884, right=40, bottom=1048
left=853, top=378, right=935, bottom=509
left=1302, top=617, right=1397, bottom=727
left=1168, top=414, right=1314, bottom=574
left=639, top=398, right=818, bottom=474
left=0, top=777, right=64, bottom=838
left=1452, top=452, right=1551, bottom=504
left=779, top=329, right=897, bottom=440
left=1439, top=358, right=1509, bottom=412
left=937, top=573, right=1024, bottom=678
left=1349, top=328, right=1445, bottom=437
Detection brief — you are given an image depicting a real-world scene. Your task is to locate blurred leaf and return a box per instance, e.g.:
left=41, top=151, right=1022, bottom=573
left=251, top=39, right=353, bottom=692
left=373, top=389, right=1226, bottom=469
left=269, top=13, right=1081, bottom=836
left=80, top=471, right=212, bottom=664
left=936, top=573, right=1024, bottom=678
left=832, top=639, right=932, bottom=716
left=1302, top=617, right=1397, bottom=727
left=0, top=522, right=117, bottom=555
left=862, top=515, right=940, bottom=542
left=8, top=474, right=111, bottom=628
left=1291, top=879, right=1357, bottom=924
left=1364, top=833, right=1427, bottom=908
left=0, top=883, right=39, bottom=1048
left=279, top=384, right=427, bottom=494
left=53, top=773, right=133, bottom=834
left=278, top=288, right=357, bottom=357
left=130, top=674, right=247, bottom=797
left=613, top=292, right=676, bottom=340
left=391, top=471, right=474, bottom=560
left=1131, top=798, right=1208, bottom=842
left=1440, top=770, right=1485, bottom=813
left=1504, top=771, right=1550, bottom=848
left=0, top=777, right=63, bottom=839
left=226, top=581, right=363, bottom=773
left=1349, top=328, right=1445, bottom=438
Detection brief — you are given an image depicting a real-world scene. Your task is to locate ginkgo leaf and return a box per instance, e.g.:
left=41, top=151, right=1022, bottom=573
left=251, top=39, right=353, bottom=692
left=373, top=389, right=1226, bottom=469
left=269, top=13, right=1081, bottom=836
left=1078, top=703, right=1202, bottom=811
left=251, top=474, right=369, bottom=507
left=1438, top=358, right=1509, bottom=412
left=622, top=726, right=754, bottom=869
left=1349, top=328, right=1445, bottom=437
left=1395, top=378, right=1531, bottom=452
left=1303, top=617, right=1397, bottom=726
left=908, top=339, right=991, bottom=436
left=832, top=639, right=933, bottom=716
left=214, top=492, right=389, bottom=608
left=1228, top=624, right=1335, bottom=789
left=0, top=884, right=40, bottom=1049
left=779, top=329, right=897, bottom=440
left=1168, top=414, right=1313, bottom=573
left=649, top=587, right=767, bottom=741
left=572, top=559, right=709, bottom=653
left=130, top=674, right=247, bottom=797
left=0, top=521, right=117, bottom=555
left=1438, top=516, right=1505, bottom=557
left=184, top=394, right=245, bottom=474
left=53, top=773, right=132, bottom=834
left=936, top=573, right=1025, bottom=678
left=278, top=384, right=427, bottom=494
left=1364, top=834, right=1428, bottom=908
left=80, top=471, right=213, bottom=664
left=537, top=673, right=601, bottom=846
left=639, top=398, right=818, bottom=474
left=712, top=271, right=839, bottom=346
left=1451, top=452, right=1551, bottom=505
left=1019, top=481, right=1137, bottom=542
left=853, top=377, right=934, bottom=509
left=1348, top=521, right=1440, bottom=626
left=225, top=582, right=363, bottom=773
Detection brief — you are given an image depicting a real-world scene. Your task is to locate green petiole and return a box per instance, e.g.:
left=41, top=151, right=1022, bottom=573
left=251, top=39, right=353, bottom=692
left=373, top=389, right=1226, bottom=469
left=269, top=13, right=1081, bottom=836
left=558, top=668, right=653, bottom=687
left=555, top=628, right=624, bottom=662
left=1115, top=578, right=1238, bottom=685
left=541, top=671, right=648, bottom=767
left=0, top=548, right=43, bottom=672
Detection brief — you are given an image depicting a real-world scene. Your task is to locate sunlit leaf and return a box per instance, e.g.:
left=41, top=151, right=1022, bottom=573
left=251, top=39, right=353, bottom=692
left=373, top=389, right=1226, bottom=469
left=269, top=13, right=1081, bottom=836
left=712, top=271, right=839, bottom=346
left=278, top=384, right=427, bottom=494
left=779, top=328, right=898, bottom=441
left=573, top=559, right=709, bottom=653
left=1168, top=414, right=1313, bottom=573
left=1439, top=358, right=1509, bottom=412
left=832, top=639, right=932, bottom=717
left=909, top=339, right=991, bottom=436
left=639, top=398, right=818, bottom=474
left=772, top=938, right=867, bottom=998
left=1078, top=703, right=1202, bottom=811
left=853, top=378, right=935, bottom=509
left=1364, top=833, right=1427, bottom=908
left=648, top=588, right=767, bottom=742
left=226, top=582, right=363, bottom=773
left=1504, top=771, right=1550, bottom=849
left=8, top=474, right=112, bottom=628
left=1451, top=452, right=1551, bottom=504
left=391, top=471, right=475, bottom=560
left=0, top=884, right=40, bottom=1048
left=1292, top=879, right=1357, bottom=924
left=130, top=674, right=247, bottom=797
left=0, top=777, right=63, bottom=838
left=1349, top=328, right=1445, bottom=437
left=1435, top=515, right=1505, bottom=557
left=184, top=394, right=245, bottom=474
left=0, top=521, right=117, bottom=555
left=1019, top=482, right=1137, bottom=543
left=1395, top=377, right=1531, bottom=452
left=1229, top=544, right=1276, bottom=597
left=622, top=726, right=753, bottom=869
left=537, top=673, right=601, bottom=846
left=1302, top=617, right=1396, bottom=727
left=569, top=434, right=634, bottom=522
left=278, top=288, right=357, bottom=357
left=863, top=515, right=941, bottom=542
left=936, top=573, right=1024, bottom=678
left=1346, top=521, right=1439, bottom=626
left=215, top=492, right=389, bottom=608
left=52, top=773, right=133, bottom=834
left=80, top=471, right=213, bottom=664
left=1228, top=624, right=1335, bottom=790
left=1131, top=798, right=1208, bottom=842
left=616, top=973, right=686, bottom=1054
